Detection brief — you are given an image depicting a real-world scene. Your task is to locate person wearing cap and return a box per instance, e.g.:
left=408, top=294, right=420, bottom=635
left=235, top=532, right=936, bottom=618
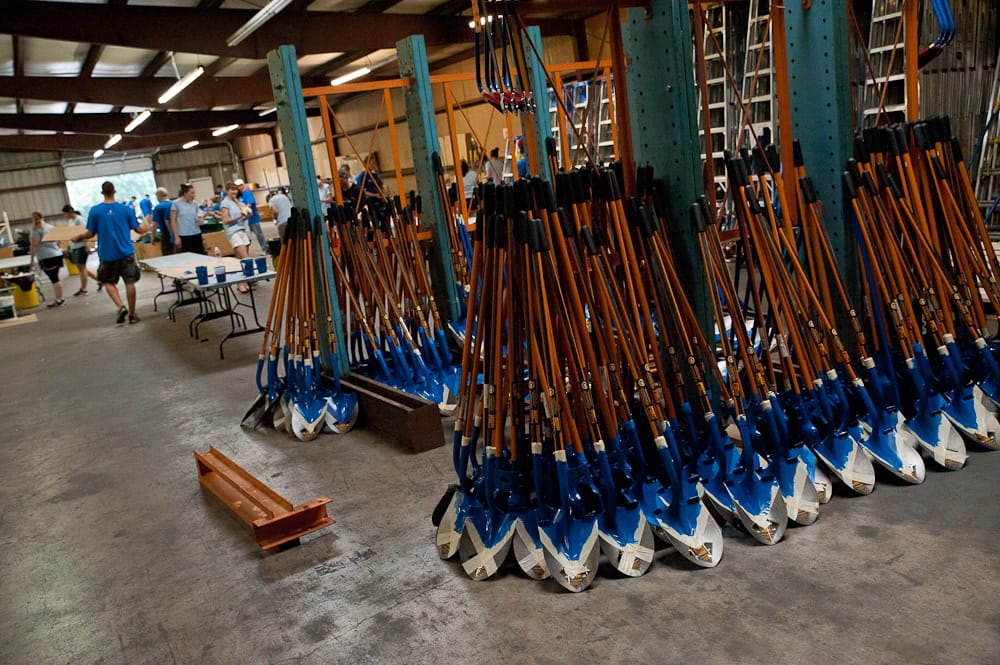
left=235, top=179, right=264, bottom=252
left=73, top=180, right=150, bottom=324
left=150, top=187, right=174, bottom=256
left=171, top=182, right=204, bottom=254
left=62, top=204, right=97, bottom=295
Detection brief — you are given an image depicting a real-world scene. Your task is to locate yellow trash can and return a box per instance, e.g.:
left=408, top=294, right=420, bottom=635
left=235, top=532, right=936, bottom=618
left=10, top=274, right=38, bottom=310
left=64, top=256, right=80, bottom=275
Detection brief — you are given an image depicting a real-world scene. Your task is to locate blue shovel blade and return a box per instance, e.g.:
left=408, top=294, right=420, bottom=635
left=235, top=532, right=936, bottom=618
left=854, top=410, right=926, bottom=483
left=812, top=429, right=876, bottom=495
left=726, top=460, right=788, bottom=545
left=436, top=488, right=471, bottom=559
left=598, top=504, right=654, bottom=577
left=538, top=511, right=600, bottom=592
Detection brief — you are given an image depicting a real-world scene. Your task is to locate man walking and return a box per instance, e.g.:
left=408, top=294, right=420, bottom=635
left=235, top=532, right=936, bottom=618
left=72, top=180, right=149, bottom=324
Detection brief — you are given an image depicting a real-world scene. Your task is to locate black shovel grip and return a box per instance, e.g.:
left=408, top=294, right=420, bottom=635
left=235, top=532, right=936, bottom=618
left=887, top=172, right=906, bottom=200
left=766, top=144, right=781, bottom=172
left=481, top=182, right=495, bottom=216
left=556, top=207, right=575, bottom=238
left=545, top=136, right=558, bottom=157
left=842, top=171, right=858, bottom=199
left=555, top=171, right=571, bottom=208
left=581, top=225, right=599, bottom=256
left=913, top=122, right=931, bottom=151
left=432, top=152, right=445, bottom=175
left=690, top=202, right=707, bottom=234
left=651, top=178, right=670, bottom=221
left=930, top=154, right=947, bottom=181
left=862, top=171, right=878, bottom=196
left=949, top=137, right=965, bottom=165
left=515, top=210, right=529, bottom=245
left=744, top=186, right=762, bottom=214
left=514, top=178, right=532, bottom=214
left=697, top=195, right=715, bottom=227
left=792, top=141, right=804, bottom=167
left=800, top=177, right=818, bottom=204
left=854, top=135, right=870, bottom=163
left=893, top=125, right=909, bottom=153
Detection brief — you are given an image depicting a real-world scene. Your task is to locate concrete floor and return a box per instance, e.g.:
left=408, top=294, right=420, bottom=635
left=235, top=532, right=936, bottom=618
left=1, top=262, right=999, bottom=665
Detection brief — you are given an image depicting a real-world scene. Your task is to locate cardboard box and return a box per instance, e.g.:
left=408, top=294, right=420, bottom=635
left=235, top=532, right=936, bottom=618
left=202, top=230, right=234, bottom=256
left=133, top=242, right=162, bottom=261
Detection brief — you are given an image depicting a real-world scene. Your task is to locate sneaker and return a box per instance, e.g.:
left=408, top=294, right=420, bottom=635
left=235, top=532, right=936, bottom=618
left=97, top=283, right=104, bottom=292
left=73, top=289, right=87, bottom=296
left=116, top=306, right=127, bottom=324
left=47, top=299, right=65, bottom=308
left=128, top=313, right=140, bottom=324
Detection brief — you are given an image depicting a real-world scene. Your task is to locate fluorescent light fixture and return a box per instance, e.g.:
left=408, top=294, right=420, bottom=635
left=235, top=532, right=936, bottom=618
left=226, top=0, right=294, bottom=47
left=211, top=124, right=239, bottom=137
left=330, top=67, right=371, bottom=87
left=104, top=133, right=123, bottom=149
left=93, top=148, right=104, bottom=159
left=258, top=107, right=277, bottom=117
left=123, top=110, right=151, bottom=133
left=182, top=140, right=199, bottom=150
left=157, top=66, right=205, bottom=105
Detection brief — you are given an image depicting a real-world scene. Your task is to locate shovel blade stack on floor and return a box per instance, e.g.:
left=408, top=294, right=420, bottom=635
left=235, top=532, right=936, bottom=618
left=243, top=208, right=358, bottom=441
left=436, top=117, right=998, bottom=592
left=327, top=198, right=461, bottom=416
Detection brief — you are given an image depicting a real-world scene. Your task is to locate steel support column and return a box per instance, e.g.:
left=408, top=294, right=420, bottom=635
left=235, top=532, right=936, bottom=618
left=267, top=44, right=349, bottom=374
left=521, top=25, right=553, bottom=182
left=784, top=0, right=859, bottom=305
left=621, top=0, right=711, bottom=336
left=397, top=34, right=461, bottom=324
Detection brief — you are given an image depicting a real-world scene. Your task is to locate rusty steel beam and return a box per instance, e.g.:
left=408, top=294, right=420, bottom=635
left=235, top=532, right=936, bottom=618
left=0, top=126, right=272, bottom=152
left=0, top=110, right=281, bottom=135
left=0, top=2, right=580, bottom=58
left=0, top=75, right=330, bottom=109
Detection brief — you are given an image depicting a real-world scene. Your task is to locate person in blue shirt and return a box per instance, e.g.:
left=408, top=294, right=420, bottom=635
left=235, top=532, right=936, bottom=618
left=151, top=187, right=174, bottom=256
left=236, top=179, right=265, bottom=252
left=73, top=180, right=149, bottom=324
left=515, top=138, right=528, bottom=179
left=356, top=154, right=387, bottom=218
left=139, top=194, right=153, bottom=222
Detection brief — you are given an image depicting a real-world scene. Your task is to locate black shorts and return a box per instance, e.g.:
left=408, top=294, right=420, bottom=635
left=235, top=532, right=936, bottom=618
left=69, top=246, right=88, bottom=266
left=97, top=255, right=140, bottom=285
left=159, top=233, right=175, bottom=256
left=39, top=255, right=63, bottom=284
left=179, top=234, right=205, bottom=254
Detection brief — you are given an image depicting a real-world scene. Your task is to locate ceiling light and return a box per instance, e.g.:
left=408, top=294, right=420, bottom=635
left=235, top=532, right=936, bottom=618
left=212, top=124, right=239, bottom=137
left=93, top=148, right=104, bottom=159
left=331, top=67, right=371, bottom=87
left=123, top=110, right=152, bottom=133
left=157, top=66, right=205, bottom=105
left=258, top=107, right=277, bottom=117
left=182, top=140, right=199, bottom=150
left=104, top=133, right=123, bottom=149
left=226, top=0, right=294, bottom=47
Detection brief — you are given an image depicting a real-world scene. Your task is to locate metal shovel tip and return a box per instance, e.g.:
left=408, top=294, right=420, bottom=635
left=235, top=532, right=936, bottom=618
left=513, top=517, right=550, bottom=580
left=291, top=405, right=326, bottom=441
left=734, top=489, right=788, bottom=545
left=324, top=396, right=359, bottom=434
left=780, top=460, right=820, bottom=525
left=815, top=432, right=877, bottom=495
left=538, top=520, right=601, bottom=592
left=459, top=517, right=515, bottom=581
left=651, top=505, right=725, bottom=568
left=598, top=513, right=655, bottom=578
left=859, top=425, right=927, bottom=484
left=913, top=415, right=968, bottom=470
left=435, top=490, right=468, bottom=560
left=240, top=393, right=269, bottom=429
left=812, top=463, right=834, bottom=504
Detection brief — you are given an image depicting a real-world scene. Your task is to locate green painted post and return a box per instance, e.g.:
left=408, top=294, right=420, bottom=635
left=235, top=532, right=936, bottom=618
left=267, top=45, right=349, bottom=375
left=397, top=34, right=461, bottom=324
left=784, top=1, right=859, bottom=305
left=522, top=25, right=553, bottom=183
left=621, top=1, right=711, bottom=336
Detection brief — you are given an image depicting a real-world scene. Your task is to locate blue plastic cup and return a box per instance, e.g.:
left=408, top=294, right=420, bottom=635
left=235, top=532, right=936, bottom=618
left=195, top=265, right=209, bottom=285
left=255, top=257, right=267, bottom=274
left=214, top=265, right=226, bottom=283
left=241, top=258, right=254, bottom=277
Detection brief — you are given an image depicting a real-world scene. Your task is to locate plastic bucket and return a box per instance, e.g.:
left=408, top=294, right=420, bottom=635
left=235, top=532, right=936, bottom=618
left=10, top=275, right=38, bottom=309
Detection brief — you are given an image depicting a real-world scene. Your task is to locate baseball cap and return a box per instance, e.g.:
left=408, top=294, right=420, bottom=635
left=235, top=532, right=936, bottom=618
left=234, top=178, right=244, bottom=186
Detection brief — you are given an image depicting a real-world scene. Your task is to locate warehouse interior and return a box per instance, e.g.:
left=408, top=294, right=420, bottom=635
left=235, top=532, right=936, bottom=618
left=1, top=1, right=999, bottom=663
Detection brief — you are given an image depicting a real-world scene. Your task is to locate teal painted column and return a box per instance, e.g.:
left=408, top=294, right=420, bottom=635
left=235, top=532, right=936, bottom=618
left=621, top=1, right=711, bottom=336
left=784, top=1, right=859, bottom=304
left=397, top=34, right=461, bottom=324
left=521, top=25, right=553, bottom=183
left=267, top=45, right=349, bottom=375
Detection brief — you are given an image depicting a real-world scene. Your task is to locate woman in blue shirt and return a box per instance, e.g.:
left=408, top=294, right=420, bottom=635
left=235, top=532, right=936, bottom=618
left=170, top=183, right=204, bottom=254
